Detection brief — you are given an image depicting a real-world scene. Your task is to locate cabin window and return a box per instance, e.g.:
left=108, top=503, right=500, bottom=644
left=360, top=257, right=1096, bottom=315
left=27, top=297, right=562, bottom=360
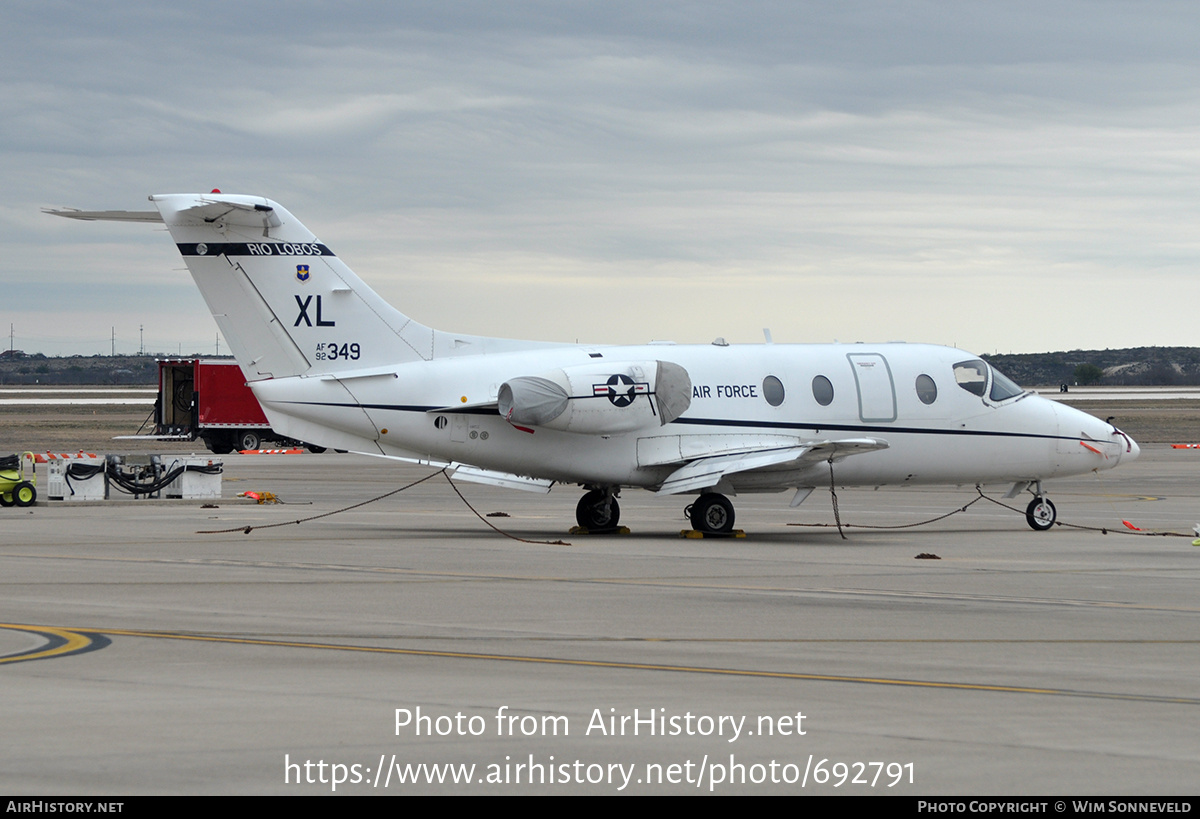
left=953, top=360, right=988, bottom=397
left=812, top=375, right=834, bottom=406
left=763, top=376, right=785, bottom=407
left=915, top=374, right=937, bottom=405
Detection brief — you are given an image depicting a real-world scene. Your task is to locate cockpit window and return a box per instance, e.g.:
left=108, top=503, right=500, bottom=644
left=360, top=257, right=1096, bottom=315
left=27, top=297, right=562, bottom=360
left=953, top=359, right=1026, bottom=403
left=989, top=367, right=1024, bottom=402
left=953, top=360, right=988, bottom=397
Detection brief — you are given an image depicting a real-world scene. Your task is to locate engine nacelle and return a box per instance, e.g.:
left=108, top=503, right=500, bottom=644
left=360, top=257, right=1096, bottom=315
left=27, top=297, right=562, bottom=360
left=498, top=360, right=692, bottom=435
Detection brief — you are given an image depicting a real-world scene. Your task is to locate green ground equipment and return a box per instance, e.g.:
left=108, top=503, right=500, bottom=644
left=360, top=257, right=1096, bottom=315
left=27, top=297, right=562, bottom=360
left=0, top=452, right=37, bottom=507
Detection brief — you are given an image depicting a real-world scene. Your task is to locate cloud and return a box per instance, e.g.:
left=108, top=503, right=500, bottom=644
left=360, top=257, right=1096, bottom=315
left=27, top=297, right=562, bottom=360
left=5, top=2, right=1200, bottom=355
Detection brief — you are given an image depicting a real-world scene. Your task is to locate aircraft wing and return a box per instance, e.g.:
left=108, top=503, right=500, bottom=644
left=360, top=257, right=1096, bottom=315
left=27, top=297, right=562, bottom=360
left=654, top=436, right=888, bottom=495
left=450, top=464, right=554, bottom=493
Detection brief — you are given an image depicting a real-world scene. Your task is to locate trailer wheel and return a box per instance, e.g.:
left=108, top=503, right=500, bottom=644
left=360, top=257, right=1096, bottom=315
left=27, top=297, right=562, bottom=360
left=238, top=431, right=262, bottom=452
left=0, top=492, right=13, bottom=507
left=13, top=482, right=36, bottom=507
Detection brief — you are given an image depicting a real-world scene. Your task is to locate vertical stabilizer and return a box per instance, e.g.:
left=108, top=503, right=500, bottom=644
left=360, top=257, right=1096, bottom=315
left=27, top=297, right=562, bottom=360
left=150, top=194, right=436, bottom=381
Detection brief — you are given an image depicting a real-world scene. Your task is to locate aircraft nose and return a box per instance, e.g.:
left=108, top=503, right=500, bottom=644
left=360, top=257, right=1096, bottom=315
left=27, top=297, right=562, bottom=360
left=1119, top=430, right=1140, bottom=462
left=1054, top=401, right=1138, bottom=468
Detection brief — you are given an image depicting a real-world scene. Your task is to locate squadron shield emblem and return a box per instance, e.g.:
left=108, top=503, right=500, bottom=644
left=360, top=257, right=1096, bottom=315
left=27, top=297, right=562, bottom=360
left=296, top=264, right=310, bottom=283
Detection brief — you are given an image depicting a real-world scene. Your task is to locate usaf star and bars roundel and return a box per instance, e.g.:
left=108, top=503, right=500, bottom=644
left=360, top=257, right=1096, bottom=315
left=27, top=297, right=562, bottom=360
left=594, top=373, right=648, bottom=407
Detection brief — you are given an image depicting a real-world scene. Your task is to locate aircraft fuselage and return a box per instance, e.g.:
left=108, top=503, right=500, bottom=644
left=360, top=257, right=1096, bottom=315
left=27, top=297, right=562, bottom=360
left=250, top=341, right=1132, bottom=493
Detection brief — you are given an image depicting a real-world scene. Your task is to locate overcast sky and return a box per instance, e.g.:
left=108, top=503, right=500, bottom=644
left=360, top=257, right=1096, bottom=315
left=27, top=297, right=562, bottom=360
left=5, top=1, right=1200, bottom=357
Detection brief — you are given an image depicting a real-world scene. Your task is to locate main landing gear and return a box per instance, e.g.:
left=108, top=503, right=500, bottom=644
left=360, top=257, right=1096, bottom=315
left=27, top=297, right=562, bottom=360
left=1024, top=480, right=1057, bottom=531
left=574, top=488, right=739, bottom=534
left=686, top=492, right=736, bottom=535
left=576, top=488, right=620, bottom=531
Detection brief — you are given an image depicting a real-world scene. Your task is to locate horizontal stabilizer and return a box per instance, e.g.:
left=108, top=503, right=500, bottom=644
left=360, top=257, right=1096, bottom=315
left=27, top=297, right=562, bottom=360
left=47, top=198, right=282, bottom=229
left=45, top=208, right=163, bottom=222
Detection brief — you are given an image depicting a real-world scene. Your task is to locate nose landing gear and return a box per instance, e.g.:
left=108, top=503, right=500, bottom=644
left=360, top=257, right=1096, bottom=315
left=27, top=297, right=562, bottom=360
left=1025, top=496, right=1057, bottom=530
left=1025, top=481, right=1057, bottom=531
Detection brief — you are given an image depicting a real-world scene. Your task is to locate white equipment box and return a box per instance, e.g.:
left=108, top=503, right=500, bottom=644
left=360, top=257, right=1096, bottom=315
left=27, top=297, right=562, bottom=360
left=163, top=456, right=223, bottom=499
left=46, top=458, right=107, bottom=501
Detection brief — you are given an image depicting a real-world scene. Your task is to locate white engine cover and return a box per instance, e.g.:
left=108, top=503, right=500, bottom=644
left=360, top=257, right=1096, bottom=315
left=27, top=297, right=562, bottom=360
left=498, top=360, right=691, bottom=435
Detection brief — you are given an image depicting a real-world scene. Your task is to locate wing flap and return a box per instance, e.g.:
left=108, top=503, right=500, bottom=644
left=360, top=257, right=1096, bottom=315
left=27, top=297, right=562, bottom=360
left=656, top=446, right=809, bottom=495
left=654, top=436, right=889, bottom=495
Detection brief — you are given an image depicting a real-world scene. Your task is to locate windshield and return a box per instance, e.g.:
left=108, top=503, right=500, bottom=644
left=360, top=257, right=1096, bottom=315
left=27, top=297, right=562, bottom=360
left=988, top=367, right=1024, bottom=402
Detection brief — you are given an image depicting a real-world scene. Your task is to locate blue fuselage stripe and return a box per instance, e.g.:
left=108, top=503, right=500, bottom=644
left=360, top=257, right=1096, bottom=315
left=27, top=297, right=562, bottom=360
left=270, top=400, right=1072, bottom=443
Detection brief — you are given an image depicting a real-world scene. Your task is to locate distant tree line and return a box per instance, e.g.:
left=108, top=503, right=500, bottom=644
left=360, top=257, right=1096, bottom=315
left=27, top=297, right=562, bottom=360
left=0, top=354, right=227, bottom=386
left=984, top=347, right=1200, bottom=387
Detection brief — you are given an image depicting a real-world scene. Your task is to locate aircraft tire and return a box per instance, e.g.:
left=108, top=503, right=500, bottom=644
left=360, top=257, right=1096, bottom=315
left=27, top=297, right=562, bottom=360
left=1025, top=496, right=1056, bottom=531
left=576, top=490, right=620, bottom=530
left=305, top=444, right=328, bottom=454
left=238, top=431, right=262, bottom=452
left=691, top=493, right=735, bottom=534
left=13, top=482, right=36, bottom=507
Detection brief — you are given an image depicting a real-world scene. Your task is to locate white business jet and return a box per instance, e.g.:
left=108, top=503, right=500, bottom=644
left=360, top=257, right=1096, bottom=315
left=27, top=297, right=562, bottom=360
left=50, top=194, right=1138, bottom=534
